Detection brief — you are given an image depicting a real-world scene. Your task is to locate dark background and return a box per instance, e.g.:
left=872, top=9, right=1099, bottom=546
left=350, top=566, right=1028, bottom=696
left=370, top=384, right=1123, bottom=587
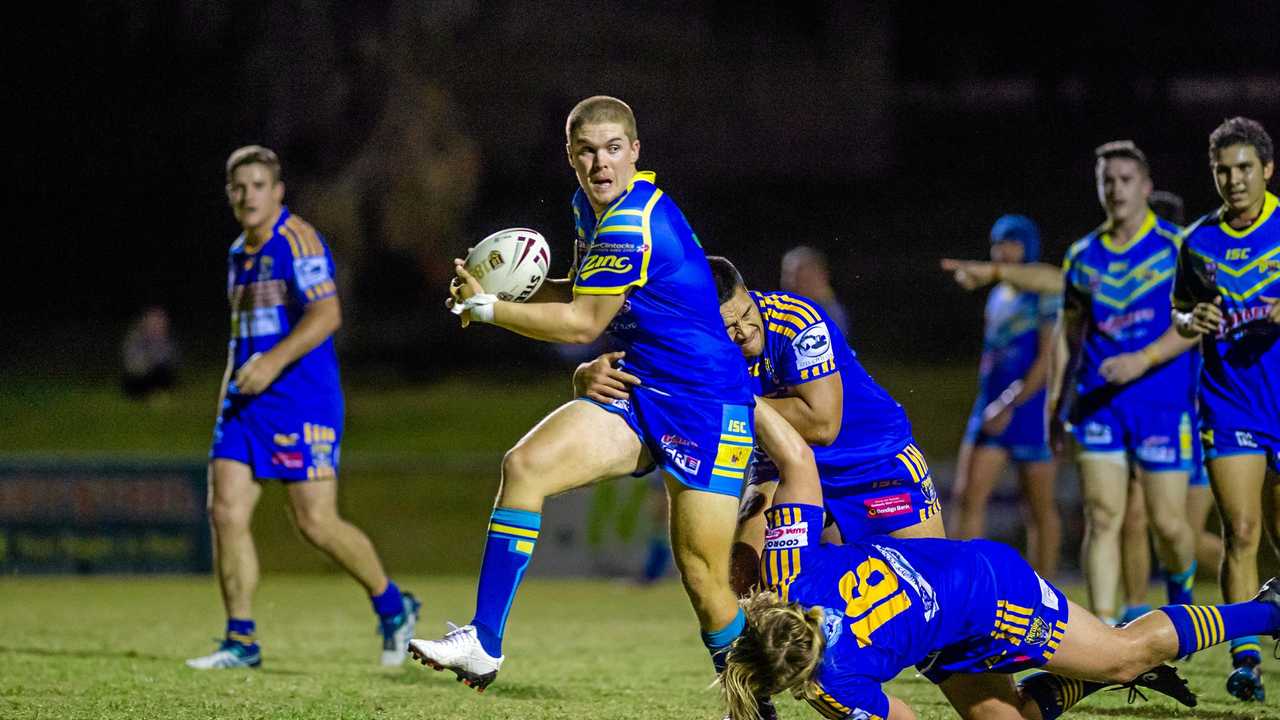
left=9, top=1, right=1280, bottom=377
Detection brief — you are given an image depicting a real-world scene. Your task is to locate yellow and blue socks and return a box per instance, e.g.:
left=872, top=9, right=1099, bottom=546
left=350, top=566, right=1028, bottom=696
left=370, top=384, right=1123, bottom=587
left=1020, top=673, right=1108, bottom=720
left=472, top=507, right=540, bottom=658
left=1160, top=601, right=1280, bottom=658
left=1231, top=637, right=1263, bottom=667
left=226, top=617, right=257, bottom=649
left=703, top=608, right=746, bottom=673
left=1165, top=562, right=1196, bottom=606
left=371, top=580, right=404, bottom=620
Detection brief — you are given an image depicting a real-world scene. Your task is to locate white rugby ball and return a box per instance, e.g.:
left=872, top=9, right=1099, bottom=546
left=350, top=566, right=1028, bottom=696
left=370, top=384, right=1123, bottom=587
left=464, top=228, right=551, bottom=302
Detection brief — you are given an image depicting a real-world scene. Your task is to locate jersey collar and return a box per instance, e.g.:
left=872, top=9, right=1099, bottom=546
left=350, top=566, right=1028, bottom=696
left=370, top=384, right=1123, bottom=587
left=1218, top=192, right=1278, bottom=239
left=1100, top=210, right=1156, bottom=254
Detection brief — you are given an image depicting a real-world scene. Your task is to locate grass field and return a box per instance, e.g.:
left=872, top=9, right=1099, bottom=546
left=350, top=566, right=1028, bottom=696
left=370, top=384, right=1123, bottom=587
left=4, top=574, right=1276, bottom=720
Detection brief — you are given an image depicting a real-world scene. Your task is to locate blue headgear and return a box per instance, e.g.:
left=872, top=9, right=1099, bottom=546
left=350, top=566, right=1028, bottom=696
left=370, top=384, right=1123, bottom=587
left=990, top=214, right=1040, bottom=264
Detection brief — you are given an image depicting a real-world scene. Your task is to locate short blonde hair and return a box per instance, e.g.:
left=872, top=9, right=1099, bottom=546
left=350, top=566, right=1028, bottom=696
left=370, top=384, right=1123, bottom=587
left=565, top=96, right=638, bottom=144
left=225, top=145, right=282, bottom=183
left=719, top=591, right=826, bottom=720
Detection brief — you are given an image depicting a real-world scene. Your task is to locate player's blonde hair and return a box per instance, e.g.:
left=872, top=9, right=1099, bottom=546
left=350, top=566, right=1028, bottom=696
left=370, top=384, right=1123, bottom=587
left=565, top=96, right=638, bottom=144
left=226, top=144, right=282, bottom=183
left=719, top=590, right=827, bottom=720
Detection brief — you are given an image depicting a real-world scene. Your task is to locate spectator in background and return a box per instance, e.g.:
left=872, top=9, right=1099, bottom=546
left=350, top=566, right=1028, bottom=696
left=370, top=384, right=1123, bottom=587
left=780, top=245, right=849, bottom=336
left=121, top=306, right=179, bottom=401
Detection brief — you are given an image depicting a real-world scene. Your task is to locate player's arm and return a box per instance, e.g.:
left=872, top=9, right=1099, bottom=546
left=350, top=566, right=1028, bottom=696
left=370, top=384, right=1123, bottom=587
left=527, top=277, right=573, bottom=304
left=941, top=259, right=1064, bottom=294
left=1170, top=240, right=1224, bottom=337
left=450, top=260, right=623, bottom=343
left=235, top=296, right=340, bottom=395
left=572, top=351, right=641, bottom=401
left=755, top=400, right=821, bottom=507
left=1098, top=325, right=1199, bottom=385
left=759, top=373, right=843, bottom=446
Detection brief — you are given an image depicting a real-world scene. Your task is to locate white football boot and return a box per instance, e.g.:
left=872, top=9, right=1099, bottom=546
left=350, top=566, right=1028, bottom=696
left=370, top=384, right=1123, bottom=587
left=185, top=641, right=261, bottom=669
left=408, top=623, right=503, bottom=692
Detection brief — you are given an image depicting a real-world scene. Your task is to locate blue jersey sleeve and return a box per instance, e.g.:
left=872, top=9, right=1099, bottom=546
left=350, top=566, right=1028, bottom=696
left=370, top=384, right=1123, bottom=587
left=762, top=294, right=840, bottom=385
left=760, top=503, right=824, bottom=598
left=280, top=214, right=337, bottom=304
left=807, top=676, right=890, bottom=720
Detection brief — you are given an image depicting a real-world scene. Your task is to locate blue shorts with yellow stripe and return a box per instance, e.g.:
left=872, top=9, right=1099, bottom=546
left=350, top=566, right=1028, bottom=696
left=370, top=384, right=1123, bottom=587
left=583, top=386, right=754, bottom=498
left=211, top=398, right=342, bottom=483
left=822, top=441, right=943, bottom=541
left=916, top=539, right=1070, bottom=683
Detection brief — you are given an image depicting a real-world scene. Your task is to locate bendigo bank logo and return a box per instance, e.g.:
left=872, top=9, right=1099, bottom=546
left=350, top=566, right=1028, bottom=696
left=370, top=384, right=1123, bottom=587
left=578, top=253, right=634, bottom=280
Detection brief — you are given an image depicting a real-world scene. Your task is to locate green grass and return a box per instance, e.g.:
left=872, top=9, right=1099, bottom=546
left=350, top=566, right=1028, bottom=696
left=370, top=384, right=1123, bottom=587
left=1, top=575, right=1274, bottom=720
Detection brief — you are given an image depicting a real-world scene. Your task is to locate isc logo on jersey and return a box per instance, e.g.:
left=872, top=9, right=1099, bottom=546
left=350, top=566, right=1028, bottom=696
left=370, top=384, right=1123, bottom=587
left=793, top=321, right=834, bottom=370
left=764, top=523, right=809, bottom=550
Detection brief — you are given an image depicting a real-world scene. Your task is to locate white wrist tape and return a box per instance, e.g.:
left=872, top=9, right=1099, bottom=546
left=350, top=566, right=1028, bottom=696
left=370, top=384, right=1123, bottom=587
left=452, top=293, right=498, bottom=323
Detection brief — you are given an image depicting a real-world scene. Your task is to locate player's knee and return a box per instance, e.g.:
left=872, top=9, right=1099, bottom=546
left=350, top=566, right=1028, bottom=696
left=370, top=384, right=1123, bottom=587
left=1084, top=502, right=1124, bottom=533
left=293, top=510, right=338, bottom=546
left=1222, top=515, right=1263, bottom=552
left=210, top=497, right=252, bottom=533
left=1147, top=512, right=1188, bottom=542
left=500, top=444, right=552, bottom=491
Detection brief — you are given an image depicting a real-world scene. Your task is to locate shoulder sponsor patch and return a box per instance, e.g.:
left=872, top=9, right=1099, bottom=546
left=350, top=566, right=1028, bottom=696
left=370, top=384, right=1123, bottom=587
left=792, top=321, right=834, bottom=370
left=293, top=256, right=331, bottom=290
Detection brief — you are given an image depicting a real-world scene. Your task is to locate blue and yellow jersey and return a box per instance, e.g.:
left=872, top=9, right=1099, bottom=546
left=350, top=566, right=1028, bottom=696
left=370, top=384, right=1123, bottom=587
left=979, top=284, right=1059, bottom=400
left=1173, top=192, right=1280, bottom=431
left=1062, top=211, right=1195, bottom=406
left=571, top=172, right=752, bottom=403
left=225, top=207, right=341, bottom=411
left=761, top=504, right=1067, bottom=720
left=760, top=504, right=994, bottom=720
left=748, top=291, right=913, bottom=483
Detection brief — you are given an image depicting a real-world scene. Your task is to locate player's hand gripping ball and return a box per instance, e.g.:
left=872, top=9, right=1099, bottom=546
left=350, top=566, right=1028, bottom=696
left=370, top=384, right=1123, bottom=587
left=456, top=228, right=551, bottom=303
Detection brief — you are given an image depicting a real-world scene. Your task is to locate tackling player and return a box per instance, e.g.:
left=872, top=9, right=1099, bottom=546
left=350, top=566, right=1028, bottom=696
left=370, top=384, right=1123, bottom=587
left=948, top=215, right=1061, bottom=578
left=1173, top=116, right=1280, bottom=702
left=188, top=146, right=418, bottom=670
left=409, top=96, right=756, bottom=691
left=1050, top=140, right=1199, bottom=625
left=719, top=408, right=1280, bottom=720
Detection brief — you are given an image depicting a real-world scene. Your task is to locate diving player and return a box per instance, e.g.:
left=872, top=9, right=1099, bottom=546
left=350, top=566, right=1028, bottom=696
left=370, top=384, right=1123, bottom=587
left=408, top=96, right=756, bottom=691
left=188, top=146, right=418, bottom=670
left=1050, top=140, right=1199, bottom=625
left=1173, top=116, right=1280, bottom=702
left=949, top=215, right=1061, bottom=578
left=718, top=409, right=1280, bottom=720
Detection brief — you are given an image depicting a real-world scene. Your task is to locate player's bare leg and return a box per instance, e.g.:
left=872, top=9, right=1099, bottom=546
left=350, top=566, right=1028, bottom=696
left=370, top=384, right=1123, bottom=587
left=186, top=460, right=264, bottom=669
left=1210, top=454, right=1271, bottom=700
left=1017, top=460, right=1061, bottom=578
left=1187, top=483, right=1223, bottom=572
left=1079, top=455, right=1129, bottom=621
left=1120, top=478, right=1152, bottom=620
left=666, top=475, right=741, bottom=633
left=940, top=673, right=1038, bottom=720
left=951, top=443, right=1008, bottom=540
left=285, top=478, right=388, bottom=594
left=409, top=400, right=647, bottom=689
left=209, top=459, right=262, bottom=620
left=1139, top=469, right=1196, bottom=604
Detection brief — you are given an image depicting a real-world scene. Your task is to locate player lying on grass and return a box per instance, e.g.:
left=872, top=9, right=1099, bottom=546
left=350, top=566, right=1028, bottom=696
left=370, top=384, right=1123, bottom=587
left=719, top=407, right=1280, bottom=720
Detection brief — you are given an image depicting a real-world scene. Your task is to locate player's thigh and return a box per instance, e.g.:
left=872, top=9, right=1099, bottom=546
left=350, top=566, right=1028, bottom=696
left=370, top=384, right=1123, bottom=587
left=937, top=673, right=1028, bottom=720
left=284, top=476, right=340, bottom=527
left=503, top=400, right=647, bottom=494
left=1015, top=460, right=1057, bottom=515
left=666, top=474, right=740, bottom=574
left=1042, top=599, right=1155, bottom=681
left=209, top=459, right=261, bottom=523
left=1208, top=454, right=1268, bottom=536
left=1187, top=483, right=1215, bottom=531
left=1077, top=455, right=1128, bottom=523
left=1136, top=469, right=1190, bottom=531
left=888, top=511, right=946, bottom=539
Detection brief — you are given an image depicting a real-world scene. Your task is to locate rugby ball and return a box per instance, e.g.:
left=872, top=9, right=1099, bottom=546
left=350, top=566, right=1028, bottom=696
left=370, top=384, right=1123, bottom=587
left=464, top=228, right=551, bottom=302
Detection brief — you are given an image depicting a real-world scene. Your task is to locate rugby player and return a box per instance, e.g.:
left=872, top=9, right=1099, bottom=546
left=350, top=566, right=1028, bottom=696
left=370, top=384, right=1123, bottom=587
left=578, top=257, right=1098, bottom=719
left=1050, top=141, right=1199, bottom=625
left=1173, top=116, right=1280, bottom=702
left=948, top=215, right=1061, bottom=578
left=409, top=96, right=756, bottom=691
left=718, top=409, right=1279, bottom=720
left=188, top=146, right=418, bottom=670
